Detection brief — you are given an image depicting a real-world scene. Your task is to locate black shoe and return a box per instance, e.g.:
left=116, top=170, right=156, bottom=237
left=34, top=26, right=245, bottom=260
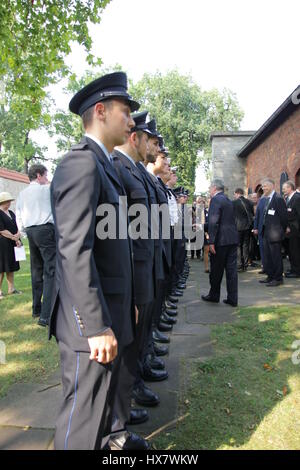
left=165, top=301, right=177, bottom=310
left=165, top=308, right=177, bottom=317
left=142, top=364, right=168, bottom=382
left=109, top=431, right=150, bottom=450
left=126, top=409, right=149, bottom=425
left=152, top=329, right=170, bottom=343
left=153, top=343, right=169, bottom=356
left=132, top=384, right=160, bottom=407
left=258, top=270, right=266, bottom=274
left=285, top=272, right=300, bottom=278
left=238, top=266, right=247, bottom=272
left=32, top=313, right=40, bottom=318
left=249, top=262, right=259, bottom=268
left=259, top=278, right=272, bottom=284
left=146, top=354, right=165, bottom=370
left=37, top=319, right=48, bottom=327
left=157, top=321, right=173, bottom=332
left=160, top=313, right=177, bottom=325
left=223, top=299, right=238, bottom=307
left=177, top=283, right=186, bottom=289
left=171, top=290, right=183, bottom=297
left=201, top=295, right=219, bottom=303
left=266, top=280, right=283, bottom=287
left=167, top=296, right=179, bottom=303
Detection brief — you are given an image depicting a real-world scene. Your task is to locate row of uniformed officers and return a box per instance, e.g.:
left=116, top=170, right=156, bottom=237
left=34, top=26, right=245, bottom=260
left=49, top=72, right=191, bottom=450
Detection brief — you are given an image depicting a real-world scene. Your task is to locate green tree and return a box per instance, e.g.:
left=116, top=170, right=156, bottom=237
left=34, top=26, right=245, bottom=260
left=129, top=70, right=244, bottom=193
left=0, top=0, right=111, bottom=172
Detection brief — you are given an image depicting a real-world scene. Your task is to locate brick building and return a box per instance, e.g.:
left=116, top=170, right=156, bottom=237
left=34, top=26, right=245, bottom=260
left=0, top=168, right=29, bottom=210
left=211, top=84, right=300, bottom=196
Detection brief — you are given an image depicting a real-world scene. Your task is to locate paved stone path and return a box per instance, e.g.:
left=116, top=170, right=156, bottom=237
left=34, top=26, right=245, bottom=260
left=0, top=260, right=299, bottom=449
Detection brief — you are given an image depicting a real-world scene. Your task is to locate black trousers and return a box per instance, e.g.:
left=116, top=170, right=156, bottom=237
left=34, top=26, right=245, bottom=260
left=209, top=245, right=238, bottom=304
left=55, top=340, right=124, bottom=450
left=26, top=224, right=56, bottom=321
left=288, top=236, right=300, bottom=274
left=263, top=237, right=283, bottom=281
left=238, top=229, right=251, bottom=268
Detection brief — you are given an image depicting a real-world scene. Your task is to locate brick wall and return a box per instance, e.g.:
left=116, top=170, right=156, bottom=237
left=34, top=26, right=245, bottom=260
left=246, top=105, right=300, bottom=192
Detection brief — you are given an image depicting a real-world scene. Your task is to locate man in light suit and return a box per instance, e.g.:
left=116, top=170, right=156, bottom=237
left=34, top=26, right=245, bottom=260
left=202, top=179, right=239, bottom=306
left=50, top=72, right=149, bottom=450
left=259, top=178, right=288, bottom=287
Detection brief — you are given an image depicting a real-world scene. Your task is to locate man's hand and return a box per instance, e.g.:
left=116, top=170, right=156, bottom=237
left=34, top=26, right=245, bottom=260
left=286, top=227, right=291, bottom=235
left=88, top=328, right=118, bottom=364
left=253, top=229, right=258, bottom=236
left=209, top=244, right=216, bottom=255
left=135, top=306, right=139, bottom=325
left=16, top=240, right=22, bottom=247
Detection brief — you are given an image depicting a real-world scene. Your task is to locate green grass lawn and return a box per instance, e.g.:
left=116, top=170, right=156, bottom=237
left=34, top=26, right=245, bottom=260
left=153, top=305, right=300, bottom=450
left=0, top=240, right=59, bottom=398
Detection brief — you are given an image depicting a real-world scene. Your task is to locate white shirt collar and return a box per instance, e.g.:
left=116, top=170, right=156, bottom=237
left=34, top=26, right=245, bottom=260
left=116, top=149, right=136, bottom=166
left=85, top=133, right=111, bottom=162
left=268, top=190, right=275, bottom=200
left=288, top=191, right=296, bottom=201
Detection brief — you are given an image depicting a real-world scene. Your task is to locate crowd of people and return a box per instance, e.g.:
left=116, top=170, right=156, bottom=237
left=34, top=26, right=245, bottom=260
left=0, top=71, right=299, bottom=451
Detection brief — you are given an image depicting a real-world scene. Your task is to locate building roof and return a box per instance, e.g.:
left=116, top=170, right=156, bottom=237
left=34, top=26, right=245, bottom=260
left=0, top=167, right=29, bottom=184
left=210, top=131, right=256, bottom=141
left=237, top=84, right=300, bottom=158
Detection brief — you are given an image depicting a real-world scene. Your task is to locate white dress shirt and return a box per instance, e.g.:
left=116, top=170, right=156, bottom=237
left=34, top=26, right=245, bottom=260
left=16, top=182, right=54, bottom=231
left=168, top=192, right=179, bottom=226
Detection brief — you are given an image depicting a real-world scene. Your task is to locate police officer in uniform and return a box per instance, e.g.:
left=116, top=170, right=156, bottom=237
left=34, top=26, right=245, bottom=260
left=49, top=72, right=146, bottom=450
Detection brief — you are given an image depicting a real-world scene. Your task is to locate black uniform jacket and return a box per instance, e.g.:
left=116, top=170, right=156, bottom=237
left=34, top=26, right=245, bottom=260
left=233, top=196, right=254, bottom=231
left=286, top=193, right=300, bottom=237
left=113, top=150, right=155, bottom=305
left=136, top=162, right=169, bottom=280
left=208, top=192, right=239, bottom=247
left=263, top=192, right=288, bottom=243
left=49, top=136, right=135, bottom=352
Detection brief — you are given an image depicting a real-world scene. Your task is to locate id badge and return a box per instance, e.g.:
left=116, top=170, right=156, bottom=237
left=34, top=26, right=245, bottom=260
left=268, top=209, right=275, bottom=216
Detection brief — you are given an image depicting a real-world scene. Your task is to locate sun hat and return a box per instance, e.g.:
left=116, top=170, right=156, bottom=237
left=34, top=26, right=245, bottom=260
left=0, top=192, right=15, bottom=204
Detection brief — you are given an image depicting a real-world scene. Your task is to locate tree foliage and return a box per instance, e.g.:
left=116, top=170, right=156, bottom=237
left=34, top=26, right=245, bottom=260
left=129, top=70, right=244, bottom=193
left=0, top=0, right=111, bottom=172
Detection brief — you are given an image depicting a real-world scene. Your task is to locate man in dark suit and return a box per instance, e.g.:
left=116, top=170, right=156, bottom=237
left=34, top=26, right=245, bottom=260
left=233, top=188, right=254, bottom=271
left=202, top=179, right=239, bottom=307
left=50, top=72, right=149, bottom=450
left=253, top=195, right=267, bottom=273
left=259, top=178, right=288, bottom=286
left=282, top=180, right=300, bottom=277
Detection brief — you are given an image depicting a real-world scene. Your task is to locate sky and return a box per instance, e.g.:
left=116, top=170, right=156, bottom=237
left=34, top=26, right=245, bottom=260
left=38, top=0, right=300, bottom=191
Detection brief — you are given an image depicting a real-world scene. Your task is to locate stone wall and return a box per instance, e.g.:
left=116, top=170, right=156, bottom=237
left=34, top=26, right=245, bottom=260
left=244, top=106, right=300, bottom=192
left=0, top=178, right=29, bottom=212
left=211, top=133, right=255, bottom=196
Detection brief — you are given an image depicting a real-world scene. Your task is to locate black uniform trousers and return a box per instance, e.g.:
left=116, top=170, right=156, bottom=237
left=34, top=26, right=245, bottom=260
left=288, top=236, right=300, bottom=274
left=55, top=340, right=124, bottom=450
left=263, top=237, right=283, bottom=281
left=113, top=301, right=153, bottom=428
left=25, top=223, right=56, bottom=321
left=209, top=245, right=238, bottom=304
left=237, top=229, right=251, bottom=268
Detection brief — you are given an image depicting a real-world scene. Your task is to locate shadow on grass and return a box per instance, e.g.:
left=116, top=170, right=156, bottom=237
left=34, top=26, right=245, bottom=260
left=153, top=305, right=300, bottom=450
